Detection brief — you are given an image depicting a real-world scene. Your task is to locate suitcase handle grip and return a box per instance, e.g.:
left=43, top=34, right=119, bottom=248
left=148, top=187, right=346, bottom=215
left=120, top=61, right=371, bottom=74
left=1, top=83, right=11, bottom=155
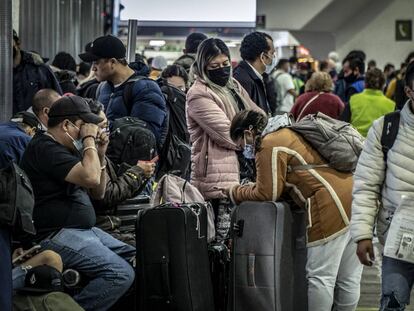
left=248, top=254, right=256, bottom=287
left=233, top=220, right=244, bottom=237
left=161, top=256, right=173, bottom=304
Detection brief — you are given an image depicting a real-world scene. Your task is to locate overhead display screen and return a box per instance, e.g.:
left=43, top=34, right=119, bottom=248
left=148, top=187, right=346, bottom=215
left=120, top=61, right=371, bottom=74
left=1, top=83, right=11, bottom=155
left=120, top=0, right=257, bottom=27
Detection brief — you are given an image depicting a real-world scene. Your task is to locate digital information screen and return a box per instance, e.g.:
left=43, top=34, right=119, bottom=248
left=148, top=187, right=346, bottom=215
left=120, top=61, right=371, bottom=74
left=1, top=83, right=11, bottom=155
left=120, top=0, right=256, bottom=27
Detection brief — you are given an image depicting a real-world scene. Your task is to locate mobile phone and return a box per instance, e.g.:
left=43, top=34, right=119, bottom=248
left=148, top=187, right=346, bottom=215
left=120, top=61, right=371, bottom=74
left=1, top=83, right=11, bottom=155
left=12, top=245, right=41, bottom=265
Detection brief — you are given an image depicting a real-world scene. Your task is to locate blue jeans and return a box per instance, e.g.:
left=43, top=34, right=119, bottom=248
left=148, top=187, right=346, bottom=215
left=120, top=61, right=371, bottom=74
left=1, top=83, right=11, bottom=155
left=40, top=227, right=135, bottom=311
left=0, top=227, right=12, bottom=311
left=381, top=256, right=414, bottom=310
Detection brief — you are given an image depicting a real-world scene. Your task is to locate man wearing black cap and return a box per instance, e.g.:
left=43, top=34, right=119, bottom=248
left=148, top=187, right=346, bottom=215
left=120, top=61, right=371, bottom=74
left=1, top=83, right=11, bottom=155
left=13, top=30, right=62, bottom=114
left=20, top=96, right=136, bottom=311
left=79, top=35, right=167, bottom=148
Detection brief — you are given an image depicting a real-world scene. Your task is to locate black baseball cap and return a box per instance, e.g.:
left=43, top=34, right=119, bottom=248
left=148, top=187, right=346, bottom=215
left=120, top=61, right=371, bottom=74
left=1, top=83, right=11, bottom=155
left=18, top=265, right=64, bottom=294
left=48, top=95, right=103, bottom=124
left=79, top=35, right=126, bottom=62
left=11, top=111, right=41, bottom=130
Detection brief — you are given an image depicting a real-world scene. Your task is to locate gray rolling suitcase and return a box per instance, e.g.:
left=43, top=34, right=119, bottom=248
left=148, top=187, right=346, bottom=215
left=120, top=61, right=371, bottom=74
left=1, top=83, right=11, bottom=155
left=228, top=201, right=307, bottom=311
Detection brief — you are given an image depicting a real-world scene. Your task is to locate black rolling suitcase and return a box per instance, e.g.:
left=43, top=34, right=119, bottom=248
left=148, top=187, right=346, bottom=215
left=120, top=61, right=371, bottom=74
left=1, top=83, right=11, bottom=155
left=208, top=242, right=230, bottom=311
left=136, top=203, right=215, bottom=311
left=228, top=201, right=308, bottom=311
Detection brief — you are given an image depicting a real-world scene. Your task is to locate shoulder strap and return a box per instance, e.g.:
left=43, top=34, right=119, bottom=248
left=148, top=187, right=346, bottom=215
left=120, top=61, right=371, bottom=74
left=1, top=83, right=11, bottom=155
left=297, top=92, right=323, bottom=121
left=122, top=75, right=146, bottom=115
left=381, top=110, right=401, bottom=162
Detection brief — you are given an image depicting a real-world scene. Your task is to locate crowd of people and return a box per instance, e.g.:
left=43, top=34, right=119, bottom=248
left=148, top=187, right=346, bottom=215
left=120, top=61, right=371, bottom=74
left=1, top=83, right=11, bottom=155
left=1, top=28, right=414, bottom=311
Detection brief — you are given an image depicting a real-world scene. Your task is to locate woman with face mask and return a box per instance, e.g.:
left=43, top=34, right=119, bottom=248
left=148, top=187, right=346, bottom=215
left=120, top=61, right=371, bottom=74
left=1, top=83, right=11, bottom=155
left=227, top=110, right=362, bottom=311
left=186, top=38, right=262, bottom=240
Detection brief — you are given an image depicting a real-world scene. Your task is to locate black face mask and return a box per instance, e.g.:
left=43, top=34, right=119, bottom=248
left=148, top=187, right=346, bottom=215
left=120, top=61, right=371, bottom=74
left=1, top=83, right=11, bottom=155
left=13, top=46, right=17, bottom=58
left=207, top=66, right=231, bottom=87
left=344, top=73, right=357, bottom=83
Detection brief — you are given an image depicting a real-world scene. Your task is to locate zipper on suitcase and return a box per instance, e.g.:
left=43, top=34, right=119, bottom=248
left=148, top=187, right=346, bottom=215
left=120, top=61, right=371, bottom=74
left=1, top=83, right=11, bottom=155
left=189, top=204, right=204, bottom=239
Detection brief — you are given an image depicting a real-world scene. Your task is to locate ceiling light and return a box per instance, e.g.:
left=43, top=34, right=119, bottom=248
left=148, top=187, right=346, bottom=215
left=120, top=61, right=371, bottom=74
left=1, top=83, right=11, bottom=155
left=149, top=40, right=166, bottom=47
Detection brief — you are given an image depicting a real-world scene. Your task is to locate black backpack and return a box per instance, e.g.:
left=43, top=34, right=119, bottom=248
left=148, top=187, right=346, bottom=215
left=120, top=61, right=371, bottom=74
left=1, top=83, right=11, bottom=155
left=156, top=81, right=192, bottom=179
left=107, top=117, right=157, bottom=167
left=381, top=110, right=401, bottom=162
left=0, top=162, right=36, bottom=235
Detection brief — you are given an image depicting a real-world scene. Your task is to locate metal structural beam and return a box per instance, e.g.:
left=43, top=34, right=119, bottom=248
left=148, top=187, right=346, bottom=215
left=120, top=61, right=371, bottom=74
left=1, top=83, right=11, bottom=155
left=0, top=0, right=13, bottom=121
left=126, top=19, right=137, bottom=63
left=18, top=0, right=105, bottom=62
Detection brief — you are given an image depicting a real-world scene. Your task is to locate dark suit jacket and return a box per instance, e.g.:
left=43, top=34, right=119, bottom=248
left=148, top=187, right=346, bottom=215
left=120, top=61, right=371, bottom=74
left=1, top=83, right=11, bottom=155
left=233, top=60, right=273, bottom=114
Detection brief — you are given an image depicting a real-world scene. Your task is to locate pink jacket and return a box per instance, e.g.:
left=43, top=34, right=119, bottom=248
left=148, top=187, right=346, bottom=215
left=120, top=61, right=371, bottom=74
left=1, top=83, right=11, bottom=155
left=186, top=78, right=260, bottom=200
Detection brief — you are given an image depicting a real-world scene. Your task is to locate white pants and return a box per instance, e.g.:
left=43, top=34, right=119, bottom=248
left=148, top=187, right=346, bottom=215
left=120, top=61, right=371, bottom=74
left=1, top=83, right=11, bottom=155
left=307, top=230, right=363, bottom=311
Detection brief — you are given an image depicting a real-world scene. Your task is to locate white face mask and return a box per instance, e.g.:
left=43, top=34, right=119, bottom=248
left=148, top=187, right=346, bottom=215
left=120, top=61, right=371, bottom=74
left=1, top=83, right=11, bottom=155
left=262, top=53, right=277, bottom=74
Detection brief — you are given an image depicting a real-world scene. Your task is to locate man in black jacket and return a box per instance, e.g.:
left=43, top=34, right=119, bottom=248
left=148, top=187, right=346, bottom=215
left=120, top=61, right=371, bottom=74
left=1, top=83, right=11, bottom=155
left=13, top=30, right=62, bottom=114
left=233, top=32, right=276, bottom=115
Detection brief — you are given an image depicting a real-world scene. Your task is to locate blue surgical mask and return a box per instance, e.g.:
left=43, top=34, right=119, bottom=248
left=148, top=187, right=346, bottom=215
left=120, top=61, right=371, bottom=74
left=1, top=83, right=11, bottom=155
left=65, top=131, right=83, bottom=154
left=65, top=122, right=83, bottom=155
left=243, top=134, right=255, bottom=159
left=243, top=143, right=255, bottom=159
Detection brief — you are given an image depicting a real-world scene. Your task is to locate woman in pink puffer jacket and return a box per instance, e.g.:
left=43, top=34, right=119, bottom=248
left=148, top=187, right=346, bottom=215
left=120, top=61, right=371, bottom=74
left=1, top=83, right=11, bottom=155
left=186, top=38, right=261, bottom=239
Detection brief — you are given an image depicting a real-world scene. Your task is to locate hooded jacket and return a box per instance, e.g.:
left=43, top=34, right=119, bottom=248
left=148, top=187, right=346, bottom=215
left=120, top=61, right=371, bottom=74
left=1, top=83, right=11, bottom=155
left=13, top=51, right=62, bottom=113
left=186, top=78, right=260, bottom=200
left=230, top=118, right=354, bottom=247
left=174, top=54, right=196, bottom=73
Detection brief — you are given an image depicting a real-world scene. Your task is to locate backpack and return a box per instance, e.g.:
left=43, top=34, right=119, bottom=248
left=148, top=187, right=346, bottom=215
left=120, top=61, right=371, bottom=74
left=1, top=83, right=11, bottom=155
left=13, top=292, right=84, bottom=311
left=156, top=81, right=191, bottom=179
left=0, top=162, right=36, bottom=235
left=107, top=116, right=157, bottom=167
left=289, top=112, right=365, bottom=172
left=152, top=174, right=216, bottom=242
left=381, top=111, right=401, bottom=162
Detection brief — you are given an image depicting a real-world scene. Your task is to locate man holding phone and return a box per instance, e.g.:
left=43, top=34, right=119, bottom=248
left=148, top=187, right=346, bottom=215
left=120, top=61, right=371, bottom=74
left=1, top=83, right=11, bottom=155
left=20, top=96, right=136, bottom=311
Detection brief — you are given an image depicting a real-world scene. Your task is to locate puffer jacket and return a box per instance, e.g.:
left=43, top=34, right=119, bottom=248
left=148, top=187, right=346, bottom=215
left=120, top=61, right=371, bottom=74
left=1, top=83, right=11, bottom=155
left=97, top=73, right=167, bottom=145
left=351, top=102, right=414, bottom=245
left=186, top=78, right=259, bottom=200
left=230, top=125, right=353, bottom=247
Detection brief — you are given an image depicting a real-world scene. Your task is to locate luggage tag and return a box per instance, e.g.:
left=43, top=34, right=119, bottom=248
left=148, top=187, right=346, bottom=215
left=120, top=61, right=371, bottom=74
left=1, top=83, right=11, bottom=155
left=396, top=233, right=414, bottom=260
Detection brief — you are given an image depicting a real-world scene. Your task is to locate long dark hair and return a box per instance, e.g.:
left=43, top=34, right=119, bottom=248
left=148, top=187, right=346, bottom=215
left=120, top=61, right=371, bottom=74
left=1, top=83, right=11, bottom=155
left=230, top=110, right=268, bottom=150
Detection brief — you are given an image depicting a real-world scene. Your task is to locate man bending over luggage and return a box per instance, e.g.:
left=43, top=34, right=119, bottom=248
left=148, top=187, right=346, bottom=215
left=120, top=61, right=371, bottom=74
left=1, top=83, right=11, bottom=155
left=226, top=110, right=363, bottom=311
left=20, top=95, right=135, bottom=311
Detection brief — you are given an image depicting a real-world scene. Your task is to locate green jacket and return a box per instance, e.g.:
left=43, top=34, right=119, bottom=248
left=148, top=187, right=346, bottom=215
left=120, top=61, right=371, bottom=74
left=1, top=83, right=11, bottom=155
left=350, top=89, right=395, bottom=137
